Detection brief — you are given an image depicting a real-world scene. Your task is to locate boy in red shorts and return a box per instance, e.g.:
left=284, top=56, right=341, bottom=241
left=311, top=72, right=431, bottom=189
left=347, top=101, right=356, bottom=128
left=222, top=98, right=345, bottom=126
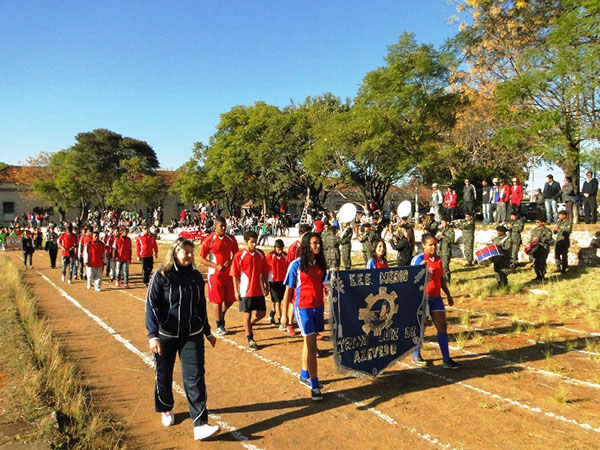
left=198, top=216, right=239, bottom=335
left=231, top=230, right=269, bottom=350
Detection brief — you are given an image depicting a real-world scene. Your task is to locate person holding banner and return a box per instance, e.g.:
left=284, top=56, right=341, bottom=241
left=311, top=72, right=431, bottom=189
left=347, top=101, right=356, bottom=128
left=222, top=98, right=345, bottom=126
left=283, top=232, right=327, bottom=401
left=367, top=239, right=389, bottom=269
left=410, top=234, right=459, bottom=369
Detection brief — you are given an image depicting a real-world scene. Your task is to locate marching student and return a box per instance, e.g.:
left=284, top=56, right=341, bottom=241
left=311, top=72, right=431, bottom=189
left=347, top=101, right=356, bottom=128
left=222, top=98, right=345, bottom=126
left=84, top=230, right=106, bottom=291
left=366, top=238, right=389, bottom=269
left=283, top=232, right=327, bottom=401
left=137, top=225, right=159, bottom=287
left=266, top=239, right=289, bottom=326
left=21, top=230, right=35, bottom=269
left=44, top=225, right=59, bottom=269
left=198, top=216, right=239, bottom=335
left=282, top=223, right=312, bottom=335
left=114, top=228, right=132, bottom=288
left=58, top=225, right=78, bottom=284
left=231, top=231, right=270, bottom=350
left=77, top=227, right=93, bottom=280
left=104, top=227, right=118, bottom=281
left=145, top=238, right=219, bottom=441
left=410, top=234, right=459, bottom=369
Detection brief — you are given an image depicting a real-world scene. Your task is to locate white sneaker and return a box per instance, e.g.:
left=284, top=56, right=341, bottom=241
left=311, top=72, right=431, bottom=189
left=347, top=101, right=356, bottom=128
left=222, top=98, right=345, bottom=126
left=87, top=285, right=91, bottom=290
left=161, top=411, right=174, bottom=427
left=95, top=287, right=101, bottom=292
left=61, top=275, right=65, bottom=282
left=193, top=424, right=219, bottom=441
left=67, top=279, right=72, bottom=284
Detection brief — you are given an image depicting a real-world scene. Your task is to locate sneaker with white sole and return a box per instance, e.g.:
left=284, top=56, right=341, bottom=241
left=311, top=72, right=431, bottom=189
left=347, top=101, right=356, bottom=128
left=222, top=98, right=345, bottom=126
left=161, top=411, right=174, bottom=427
left=193, top=424, right=220, bottom=441
left=247, top=339, right=258, bottom=350
left=411, top=355, right=426, bottom=367
left=61, top=275, right=65, bottom=282
left=311, top=388, right=323, bottom=401
left=299, top=377, right=324, bottom=389
left=67, top=279, right=72, bottom=284
left=278, top=324, right=287, bottom=332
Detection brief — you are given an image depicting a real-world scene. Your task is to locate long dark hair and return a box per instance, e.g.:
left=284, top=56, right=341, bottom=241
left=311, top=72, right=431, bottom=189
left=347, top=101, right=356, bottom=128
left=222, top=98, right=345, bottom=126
left=300, top=232, right=327, bottom=275
left=371, top=238, right=387, bottom=263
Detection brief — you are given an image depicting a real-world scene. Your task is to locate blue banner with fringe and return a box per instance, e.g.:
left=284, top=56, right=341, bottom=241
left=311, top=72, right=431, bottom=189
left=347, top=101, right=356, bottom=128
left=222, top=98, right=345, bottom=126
left=327, top=266, right=426, bottom=376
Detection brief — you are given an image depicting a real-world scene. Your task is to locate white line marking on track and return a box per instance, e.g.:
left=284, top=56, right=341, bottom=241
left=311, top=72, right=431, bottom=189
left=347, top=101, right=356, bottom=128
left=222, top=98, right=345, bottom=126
left=121, top=288, right=600, bottom=437
left=125, top=289, right=600, bottom=390
left=117, top=289, right=457, bottom=448
left=398, top=362, right=600, bottom=434
left=37, top=272, right=261, bottom=450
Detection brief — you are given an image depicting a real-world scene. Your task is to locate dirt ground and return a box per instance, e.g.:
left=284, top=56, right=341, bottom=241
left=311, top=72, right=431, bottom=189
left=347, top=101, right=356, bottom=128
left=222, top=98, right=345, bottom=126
left=5, top=250, right=600, bottom=450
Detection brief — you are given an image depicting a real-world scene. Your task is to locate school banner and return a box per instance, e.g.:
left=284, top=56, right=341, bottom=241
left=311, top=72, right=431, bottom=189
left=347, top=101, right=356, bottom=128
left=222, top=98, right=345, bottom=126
left=328, top=266, right=426, bottom=376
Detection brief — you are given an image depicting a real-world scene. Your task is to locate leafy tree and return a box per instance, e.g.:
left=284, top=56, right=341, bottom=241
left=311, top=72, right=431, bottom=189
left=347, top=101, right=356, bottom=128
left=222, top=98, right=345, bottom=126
left=311, top=33, right=462, bottom=209
left=453, top=0, right=600, bottom=190
left=0, top=162, right=7, bottom=171
left=32, top=129, right=160, bottom=216
left=107, top=157, right=166, bottom=208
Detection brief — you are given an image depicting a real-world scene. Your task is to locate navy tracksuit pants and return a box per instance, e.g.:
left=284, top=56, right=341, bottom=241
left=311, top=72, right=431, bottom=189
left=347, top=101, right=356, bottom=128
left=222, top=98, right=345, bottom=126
left=154, top=334, right=208, bottom=426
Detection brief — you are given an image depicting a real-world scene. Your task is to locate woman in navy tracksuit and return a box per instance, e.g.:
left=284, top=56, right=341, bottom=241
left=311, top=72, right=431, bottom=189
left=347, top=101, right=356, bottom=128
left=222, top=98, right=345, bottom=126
left=145, top=237, right=220, bottom=441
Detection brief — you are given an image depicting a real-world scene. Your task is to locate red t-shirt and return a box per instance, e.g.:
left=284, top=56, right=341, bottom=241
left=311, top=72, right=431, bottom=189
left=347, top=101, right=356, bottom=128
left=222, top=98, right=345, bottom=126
left=230, top=249, right=269, bottom=297
left=79, top=234, right=92, bottom=257
left=114, top=236, right=132, bottom=262
left=284, top=259, right=325, bottom=308
left=267, top=251, right=289, bottom=282
left=85, top=241, right=105, bottom=268
left=424, top=254, right=443, bottom=298
left=313, top=219, right=324, bottom=233
left=58, top=233, right=78, bottom=257
left=286, top=240, right=301, bottom=263
left=200, top=232, right=239, bottom=277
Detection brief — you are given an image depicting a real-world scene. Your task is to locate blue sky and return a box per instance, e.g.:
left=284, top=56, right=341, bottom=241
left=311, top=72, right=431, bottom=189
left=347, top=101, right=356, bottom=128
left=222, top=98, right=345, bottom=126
left=1, top=0, right=460, bottom=170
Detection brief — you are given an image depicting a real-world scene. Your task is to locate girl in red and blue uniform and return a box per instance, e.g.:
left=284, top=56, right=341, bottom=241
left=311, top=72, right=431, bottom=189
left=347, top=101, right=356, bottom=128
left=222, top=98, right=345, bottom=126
left=366, top=238, right=388, bottom=269
left=410, top=233, right=459, bottom=369
left=283, top=232, right=327, bottom=401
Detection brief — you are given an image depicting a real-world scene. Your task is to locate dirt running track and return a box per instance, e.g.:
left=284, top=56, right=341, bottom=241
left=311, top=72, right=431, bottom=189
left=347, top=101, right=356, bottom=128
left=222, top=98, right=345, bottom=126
left=7, top=251, right=600, bottom=449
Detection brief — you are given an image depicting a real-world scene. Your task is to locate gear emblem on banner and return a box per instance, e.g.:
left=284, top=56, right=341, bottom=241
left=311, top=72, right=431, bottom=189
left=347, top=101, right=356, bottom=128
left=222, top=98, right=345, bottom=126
left=358, top=288, right=399, bottom=336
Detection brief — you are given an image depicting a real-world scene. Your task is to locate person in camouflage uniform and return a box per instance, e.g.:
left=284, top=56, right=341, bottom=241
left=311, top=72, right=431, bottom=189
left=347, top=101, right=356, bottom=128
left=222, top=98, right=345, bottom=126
left=390, top=224, right=414, bottom=266
left=436, top=219, right=455, bottom=283
left=529, top=218, right=553, bottom=282
left=492, top=225, right=512, bottom=286
left=457, top=213, right=475, bottom=266
left=553, top=210, right=571, bottom=273
left=507, top=211, right=524, bottom=270
left=424, top=213, right=439, bottom=236
left=358, top=223, right=378, bottom=266
left=339, top=222, right=353, bottom=270
left=322, top=224, right=341, bottom=270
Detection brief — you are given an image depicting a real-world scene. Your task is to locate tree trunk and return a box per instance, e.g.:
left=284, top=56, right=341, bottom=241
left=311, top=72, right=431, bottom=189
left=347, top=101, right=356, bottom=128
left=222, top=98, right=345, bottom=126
left=556, top=139, right=580, bottom=224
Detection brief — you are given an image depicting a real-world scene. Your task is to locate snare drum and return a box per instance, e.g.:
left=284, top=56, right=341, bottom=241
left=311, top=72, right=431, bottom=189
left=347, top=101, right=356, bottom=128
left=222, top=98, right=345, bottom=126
left=524, top=241, right=539, bottom=256
left=475, top=244, right=503, bottom=266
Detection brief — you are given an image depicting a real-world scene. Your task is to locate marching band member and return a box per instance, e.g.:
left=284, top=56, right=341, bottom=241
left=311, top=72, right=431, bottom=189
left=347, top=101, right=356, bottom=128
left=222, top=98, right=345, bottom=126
left=553, top=210, right=571, bottom=274
left=529, top=218, right=552, bottom=282
left=491, top=226, right=512, bottom=286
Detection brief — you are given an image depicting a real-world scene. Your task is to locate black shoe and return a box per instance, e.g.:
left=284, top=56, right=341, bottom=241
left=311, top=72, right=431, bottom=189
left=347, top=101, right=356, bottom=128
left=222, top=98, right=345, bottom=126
left=311, top=388, right=323, bottom=401
left=442, top=358, right=460, bottom=369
